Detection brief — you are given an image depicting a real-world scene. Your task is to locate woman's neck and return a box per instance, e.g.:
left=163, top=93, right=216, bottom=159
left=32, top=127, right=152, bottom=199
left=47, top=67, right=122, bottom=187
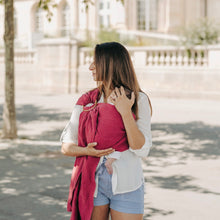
left=103, top=87, right=113, bottom=103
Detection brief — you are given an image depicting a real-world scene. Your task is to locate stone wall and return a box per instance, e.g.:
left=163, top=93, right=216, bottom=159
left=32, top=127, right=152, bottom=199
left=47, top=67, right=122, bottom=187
left=1, top=39, right=220, bottom=99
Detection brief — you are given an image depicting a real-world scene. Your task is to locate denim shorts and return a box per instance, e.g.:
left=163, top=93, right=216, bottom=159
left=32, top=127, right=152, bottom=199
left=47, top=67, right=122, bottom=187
left=93, top=158, right=144, bottom=214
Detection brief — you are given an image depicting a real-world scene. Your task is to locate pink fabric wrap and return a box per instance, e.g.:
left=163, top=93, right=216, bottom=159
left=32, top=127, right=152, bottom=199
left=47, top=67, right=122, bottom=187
left=67, top=88, right=135, bottom=220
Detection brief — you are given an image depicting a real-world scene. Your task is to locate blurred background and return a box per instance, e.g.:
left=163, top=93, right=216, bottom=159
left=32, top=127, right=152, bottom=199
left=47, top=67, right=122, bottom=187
left=0, top=0, right=220, bottom=96
left=0, top=0, right=220, bottom=219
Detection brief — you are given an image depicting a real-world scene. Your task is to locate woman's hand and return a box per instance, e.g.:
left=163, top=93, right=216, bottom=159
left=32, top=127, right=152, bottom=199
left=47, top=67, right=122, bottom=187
left=86, top=142, right=115, bottom=157
left=61, top=142, right=115, bottom=157
left=108, top=86, right=135, bottom=117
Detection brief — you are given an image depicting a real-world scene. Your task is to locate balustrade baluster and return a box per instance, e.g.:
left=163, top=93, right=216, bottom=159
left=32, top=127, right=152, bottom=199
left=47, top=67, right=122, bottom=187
left=177, top=50, right=183, bottom=66
left=159, top=51, right=165, bottom=66
left=154, top=51, right=159, bottom=66
left=22, top=53, right=25, bottom=63
left=203, top=49, right=208, bottom=66
left=85, top=53, right=90, bottom=64
left=183, top=50, right=189, bottom=66
left=147, top=51, right=153, bottom=66
left=165, top=51, right=171, bottom=66
left=189, top=49, right=195, bottom=66
left=89, top=55, right=93, bottom=64
left=171, top=51, right=177, bottom=66
left=196, top=50, right=202, bottom=66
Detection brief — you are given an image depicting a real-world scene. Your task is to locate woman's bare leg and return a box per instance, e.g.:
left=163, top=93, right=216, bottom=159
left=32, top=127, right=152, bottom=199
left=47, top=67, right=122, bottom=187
left=91, top=204, right=110, bottom=220
left=110, top=209, right=143, bottom=220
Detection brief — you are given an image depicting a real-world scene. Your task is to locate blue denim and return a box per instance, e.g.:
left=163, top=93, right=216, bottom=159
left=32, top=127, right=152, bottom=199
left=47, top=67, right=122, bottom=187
left=93, top=158, right=144, bottom=214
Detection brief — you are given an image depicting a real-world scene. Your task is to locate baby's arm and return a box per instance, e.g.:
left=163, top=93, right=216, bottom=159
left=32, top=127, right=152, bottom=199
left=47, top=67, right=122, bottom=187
left=105, top=158, right=116, bottom=175
left=105, top=151, right=121, bottom=174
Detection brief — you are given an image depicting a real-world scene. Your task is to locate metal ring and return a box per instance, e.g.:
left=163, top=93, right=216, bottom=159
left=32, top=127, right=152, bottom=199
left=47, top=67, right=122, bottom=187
left=83, top=100, right=97, bottom=112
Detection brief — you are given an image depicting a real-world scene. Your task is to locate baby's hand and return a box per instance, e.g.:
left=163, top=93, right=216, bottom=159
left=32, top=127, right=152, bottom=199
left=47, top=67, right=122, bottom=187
left=105, top=158, right=116, bottom=175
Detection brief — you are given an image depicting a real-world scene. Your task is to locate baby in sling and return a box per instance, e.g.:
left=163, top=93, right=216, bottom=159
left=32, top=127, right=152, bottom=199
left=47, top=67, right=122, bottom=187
left=67, top=87, right=135, bottom=220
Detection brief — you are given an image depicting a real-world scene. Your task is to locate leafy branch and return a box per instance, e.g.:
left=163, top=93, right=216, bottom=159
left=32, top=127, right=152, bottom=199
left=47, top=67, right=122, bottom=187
left=38, top=0, right=57, bottom=22
left=82, top=0, right=94, bottom=11
left=116, top=0, right=124, bottom=4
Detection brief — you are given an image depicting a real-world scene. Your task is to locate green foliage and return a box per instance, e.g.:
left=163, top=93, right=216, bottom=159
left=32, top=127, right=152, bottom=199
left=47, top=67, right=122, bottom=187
left=82, top=0, right=94, bottom=11
left=0, top=0, right=57, bottom=21
left=38, top=0, right=57, bottom=22
left=120, top=35, right=175, bottom=46
left=116, top=0, right=124, bottom=4
left=97, top=29, right=120, bottom=43
left=80, top=28, right=172, bottom=48
left=80, top=29, right=120, bottom=47
left=181, top=18, right=220, bottom=47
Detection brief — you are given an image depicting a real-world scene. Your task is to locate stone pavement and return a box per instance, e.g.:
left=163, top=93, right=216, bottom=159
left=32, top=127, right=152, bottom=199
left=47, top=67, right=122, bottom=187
left=0, top=91, right=220, bottom=220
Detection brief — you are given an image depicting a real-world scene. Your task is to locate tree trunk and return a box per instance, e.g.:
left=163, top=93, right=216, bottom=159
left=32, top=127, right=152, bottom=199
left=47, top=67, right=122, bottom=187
left=2, top=0, right=17, bottom=139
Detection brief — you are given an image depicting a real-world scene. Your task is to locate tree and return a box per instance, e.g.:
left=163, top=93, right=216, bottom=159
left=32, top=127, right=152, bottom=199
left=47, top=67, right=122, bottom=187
left=0, top=0, right=100, bottom=139
left=1, top=0, right=17, bottom=139
left=0, top=0, right=57, bottom=139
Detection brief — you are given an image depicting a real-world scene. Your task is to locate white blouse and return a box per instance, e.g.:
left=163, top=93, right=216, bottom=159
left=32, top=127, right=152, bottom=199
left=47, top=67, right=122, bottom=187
left=60, top=92, right=152, bottom=196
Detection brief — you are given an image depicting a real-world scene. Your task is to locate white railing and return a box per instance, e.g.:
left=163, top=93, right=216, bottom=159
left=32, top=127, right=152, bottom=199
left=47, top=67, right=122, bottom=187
left=0, top=49, right=37, bottom=64
left=0, top=45, right=213, bottom=67
left=79, top=47, right=94, bottom=66
left=79, top=46, right=209, bottom=67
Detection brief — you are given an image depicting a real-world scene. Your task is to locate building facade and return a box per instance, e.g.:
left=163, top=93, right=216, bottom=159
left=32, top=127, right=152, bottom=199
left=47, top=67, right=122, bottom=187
left=0, top=0, right=220, bottom=48
left=125, top=0, right=220, bottom=33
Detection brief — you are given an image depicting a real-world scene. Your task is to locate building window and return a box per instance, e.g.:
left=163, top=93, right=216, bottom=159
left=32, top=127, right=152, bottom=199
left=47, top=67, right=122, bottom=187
left=107, top=1, right=110, bottom=9
left=99, top=2, right=104, bottom=9
left=149, top=0, right=158, bottom=30
left=61, top=3, right=70, bottom=36
left=137, top=0, right=146, bottom=30
left=98, top=0, right=111, bottom=28
left=35, top=7, right=43, bottom=32
left=137, top=0, right=158, bottom=31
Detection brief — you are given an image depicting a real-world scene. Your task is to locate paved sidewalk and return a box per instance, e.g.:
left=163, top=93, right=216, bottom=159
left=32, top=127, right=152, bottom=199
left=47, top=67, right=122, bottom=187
left=0, top=91, right=220, bottom=220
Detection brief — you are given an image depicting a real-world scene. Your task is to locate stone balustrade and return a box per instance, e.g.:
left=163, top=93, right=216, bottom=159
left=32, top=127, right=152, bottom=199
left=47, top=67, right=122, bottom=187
left=0, top=45, right=219, bottom=68
left=79, top=45, right=209, bottom=67
left=0, top=39, right=220, bottom=96
left=0, top=49, right=36, bottom=64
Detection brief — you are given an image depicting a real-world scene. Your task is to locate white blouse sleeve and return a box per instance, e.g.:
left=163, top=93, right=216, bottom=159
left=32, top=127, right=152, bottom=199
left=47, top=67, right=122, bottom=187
left=129, top=92, right=152, bottom=158
left=59, top=105, right=83, bottom=144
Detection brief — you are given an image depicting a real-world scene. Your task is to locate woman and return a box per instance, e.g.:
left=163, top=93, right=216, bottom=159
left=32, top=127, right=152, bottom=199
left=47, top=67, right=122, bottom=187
left=60, top=42, right=152, bottom=220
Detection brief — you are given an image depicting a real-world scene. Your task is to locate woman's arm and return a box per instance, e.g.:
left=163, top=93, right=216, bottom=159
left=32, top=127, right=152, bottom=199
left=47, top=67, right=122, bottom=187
left=121, top=110, right=145, bottom=150
left=61, top=142, right=115, bottom=157
left=60, top=105, right=115, bottom=157
left=109, top=87, right=150, bottom=151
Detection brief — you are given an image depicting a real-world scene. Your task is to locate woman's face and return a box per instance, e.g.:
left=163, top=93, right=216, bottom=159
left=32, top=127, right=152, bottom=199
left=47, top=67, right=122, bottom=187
left=89, top=61, right=96, bottom=81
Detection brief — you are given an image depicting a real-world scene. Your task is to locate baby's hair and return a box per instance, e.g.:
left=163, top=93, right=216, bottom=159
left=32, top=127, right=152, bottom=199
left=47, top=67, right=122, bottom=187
left=124, top=87, right=132, bottom=99
left=115, top=86, right=132, bottom=99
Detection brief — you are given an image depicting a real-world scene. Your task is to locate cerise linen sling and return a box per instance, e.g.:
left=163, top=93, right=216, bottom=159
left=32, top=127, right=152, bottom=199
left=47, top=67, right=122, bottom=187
left=67, top=88, right=135, bottom=220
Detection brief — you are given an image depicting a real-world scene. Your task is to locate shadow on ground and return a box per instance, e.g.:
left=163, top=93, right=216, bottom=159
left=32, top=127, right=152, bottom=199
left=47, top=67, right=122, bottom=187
left=1, top=103, right=220, bottom=219
left=0, top=142, right=73, bottom=220
left=150, top=122, right=220, bottom=160
left=0, top=103, right=69, bottom=123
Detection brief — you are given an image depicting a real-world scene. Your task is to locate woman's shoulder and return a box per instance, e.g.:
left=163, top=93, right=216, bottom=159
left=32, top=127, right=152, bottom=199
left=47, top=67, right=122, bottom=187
left=137, top=91, right=152, bottom=116
left=137, top=91, right=150, bottom=103
left=76, top=88, right=99, bottom=106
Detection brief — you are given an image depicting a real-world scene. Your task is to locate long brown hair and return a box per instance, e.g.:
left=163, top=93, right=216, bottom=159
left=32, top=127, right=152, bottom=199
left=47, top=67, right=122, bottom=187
left=94, top=42, right=152, bottom=118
